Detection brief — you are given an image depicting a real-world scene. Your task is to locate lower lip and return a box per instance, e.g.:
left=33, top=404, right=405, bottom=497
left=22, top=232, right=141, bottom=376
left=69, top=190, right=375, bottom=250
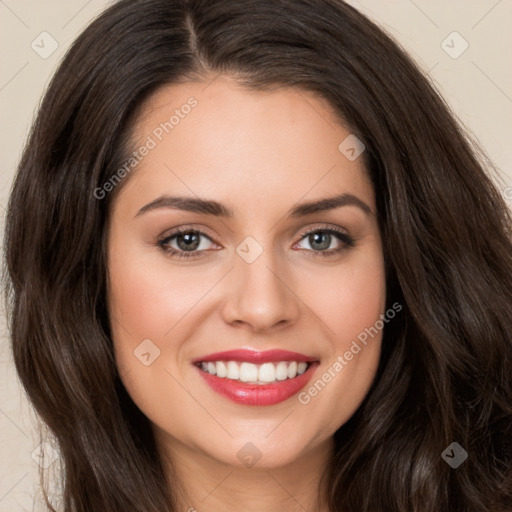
left=195, top=362, right=319, bottom=406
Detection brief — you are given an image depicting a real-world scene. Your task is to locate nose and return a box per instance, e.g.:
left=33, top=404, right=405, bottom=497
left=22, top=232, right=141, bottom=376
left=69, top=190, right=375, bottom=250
left=220, top=244, right=301, bottom=333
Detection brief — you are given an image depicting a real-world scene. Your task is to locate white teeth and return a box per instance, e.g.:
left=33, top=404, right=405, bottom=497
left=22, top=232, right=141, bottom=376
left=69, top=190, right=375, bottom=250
left=199, top=360, right=312, bottom=384
left=216, top=361, right=227, bottom=378
left=239, top=362, right=258, bottom=382
left=226, top=361, right=239, bottom=380
left=275, top=361, right=288, bottom=381
left=259, top=362, right=276, bottom=383
left=287, top=361, right=297, bottom=378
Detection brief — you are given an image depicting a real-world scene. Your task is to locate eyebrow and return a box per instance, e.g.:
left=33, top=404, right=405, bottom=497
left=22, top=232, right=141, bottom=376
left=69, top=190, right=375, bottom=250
left=135, top=193, right=374, bottom=219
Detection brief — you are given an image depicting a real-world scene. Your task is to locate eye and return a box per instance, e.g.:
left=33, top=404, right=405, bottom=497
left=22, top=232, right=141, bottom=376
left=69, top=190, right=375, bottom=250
left=294, top=225, right=355, bottom=257
left=157, top=227, right=218, bottom=259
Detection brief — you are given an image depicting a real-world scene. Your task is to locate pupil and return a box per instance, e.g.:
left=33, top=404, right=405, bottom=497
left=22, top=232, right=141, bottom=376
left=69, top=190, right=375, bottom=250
left=310, top=232, right=330, bottom=251
left=178, top=232, right=200, bottom=251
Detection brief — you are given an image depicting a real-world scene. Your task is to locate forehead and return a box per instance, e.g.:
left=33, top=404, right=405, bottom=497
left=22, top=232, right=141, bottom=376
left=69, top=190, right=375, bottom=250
left=117, top=76, right=374, bottom=217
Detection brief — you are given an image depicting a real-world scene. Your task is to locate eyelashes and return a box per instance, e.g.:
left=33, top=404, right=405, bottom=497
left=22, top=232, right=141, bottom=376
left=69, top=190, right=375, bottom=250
left=156, top=224, right=356, bottom=260
left=295, top=226, right=355, bottom=256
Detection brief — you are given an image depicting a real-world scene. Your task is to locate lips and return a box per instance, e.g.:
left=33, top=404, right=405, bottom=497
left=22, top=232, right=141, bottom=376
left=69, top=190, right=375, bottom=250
left=191, top=348, right=317, bottom=364
left=192, top=348, right=319, bottom=406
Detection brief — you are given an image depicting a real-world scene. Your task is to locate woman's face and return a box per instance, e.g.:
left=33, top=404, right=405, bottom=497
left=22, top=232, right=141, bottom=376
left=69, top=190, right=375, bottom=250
left=107, top=76, right=386, bottom=469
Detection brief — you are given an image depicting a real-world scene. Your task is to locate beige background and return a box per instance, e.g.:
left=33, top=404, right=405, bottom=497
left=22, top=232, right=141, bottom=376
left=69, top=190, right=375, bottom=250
left=1, top=1, right=511, bottom=510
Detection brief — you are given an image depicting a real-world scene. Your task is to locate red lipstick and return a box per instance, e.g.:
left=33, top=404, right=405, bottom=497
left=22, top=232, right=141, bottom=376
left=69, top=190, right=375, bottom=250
left=192, top=348, right=317, bottom=364
left=192, top=349, right=319, bottom=406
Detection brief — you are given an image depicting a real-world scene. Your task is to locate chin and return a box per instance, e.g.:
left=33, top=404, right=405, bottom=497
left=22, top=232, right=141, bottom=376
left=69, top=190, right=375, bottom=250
left=198, top=432, right=318, bottom=470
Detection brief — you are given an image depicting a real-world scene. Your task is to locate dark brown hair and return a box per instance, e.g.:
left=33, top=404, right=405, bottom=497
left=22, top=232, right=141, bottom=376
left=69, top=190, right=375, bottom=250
left=3, top=0, right=512, bottom=510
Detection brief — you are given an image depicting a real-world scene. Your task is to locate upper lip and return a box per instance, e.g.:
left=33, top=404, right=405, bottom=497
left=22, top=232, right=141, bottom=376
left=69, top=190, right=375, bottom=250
left=192, top=348, right=318, bottom=364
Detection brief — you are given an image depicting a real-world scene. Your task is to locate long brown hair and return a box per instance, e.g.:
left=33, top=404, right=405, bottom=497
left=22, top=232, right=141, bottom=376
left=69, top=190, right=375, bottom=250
left=3, top=0, right=512, bottom=510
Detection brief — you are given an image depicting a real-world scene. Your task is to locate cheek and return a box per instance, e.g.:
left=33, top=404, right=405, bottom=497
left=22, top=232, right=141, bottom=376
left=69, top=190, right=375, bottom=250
left=107, top=249, right=199, bottom=434
left=293, top=246, right=386, bottom=429
left=107, top=244, right=206, bottom=341
left=297, top=243, right=387, bottom=347
left=321, top=267, right=385, bottom=346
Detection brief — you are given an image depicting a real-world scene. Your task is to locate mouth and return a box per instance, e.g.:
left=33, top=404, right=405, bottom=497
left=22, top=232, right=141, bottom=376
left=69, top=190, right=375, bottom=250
left=192, top=349, right=320, bottom=406
left=195, top=359, right=313, bottom=384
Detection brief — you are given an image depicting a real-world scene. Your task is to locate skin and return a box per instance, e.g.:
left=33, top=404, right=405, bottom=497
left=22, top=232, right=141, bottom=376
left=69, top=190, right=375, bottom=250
left=107, top=75, right=386, bottom=511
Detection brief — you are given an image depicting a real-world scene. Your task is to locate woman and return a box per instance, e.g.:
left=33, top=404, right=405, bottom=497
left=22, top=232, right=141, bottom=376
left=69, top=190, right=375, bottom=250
left=3, top=0, right=512, bottom=510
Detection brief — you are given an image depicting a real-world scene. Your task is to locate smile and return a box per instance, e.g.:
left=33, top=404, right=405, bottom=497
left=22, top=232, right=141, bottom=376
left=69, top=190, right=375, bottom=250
left=192, top=349, right=319, bottom=406
left=196, top=360, right=310, bottom=384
